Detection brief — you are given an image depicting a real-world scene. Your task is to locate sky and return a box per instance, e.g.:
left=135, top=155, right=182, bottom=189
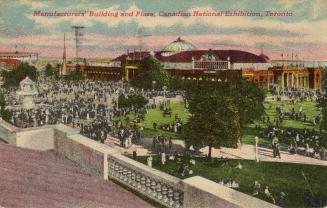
left=0, top=0, right=327, bottom=60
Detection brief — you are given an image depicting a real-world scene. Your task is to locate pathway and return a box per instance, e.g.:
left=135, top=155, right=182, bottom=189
left=105, top=137, right=327, bottom=166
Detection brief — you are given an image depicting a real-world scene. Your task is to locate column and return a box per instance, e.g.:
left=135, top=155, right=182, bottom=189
left=281, top=72, right=284, bottom=90
left=124, top=67, right=129, bottom=81
left=291, top=73, right=294, bottom=88
left=286, top=73, right=289, bottom=89
left=297, top=73, right=299, bottom=89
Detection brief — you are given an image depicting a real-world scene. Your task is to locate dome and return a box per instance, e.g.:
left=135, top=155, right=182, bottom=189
left=259, top=53, right=270, bottom=61
left=162, top=37, right=196, bottom=53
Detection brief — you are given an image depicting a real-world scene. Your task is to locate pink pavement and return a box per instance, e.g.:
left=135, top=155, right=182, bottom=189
left=0, top=143, right=153, bottom=208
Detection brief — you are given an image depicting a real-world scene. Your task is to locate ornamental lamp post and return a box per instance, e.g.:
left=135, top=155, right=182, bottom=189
left=115, top=89, right=119, bottom=109
left=255, top=136, right=259, bottom=162
left=152, top=80, right=156, bottom=91
left=163, top=85, right=167, bottom=102
left=121, top=77, right=124, bottom=89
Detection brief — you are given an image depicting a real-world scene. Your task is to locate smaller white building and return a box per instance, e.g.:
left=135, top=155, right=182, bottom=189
left=0, top=52, right=38, bottom=63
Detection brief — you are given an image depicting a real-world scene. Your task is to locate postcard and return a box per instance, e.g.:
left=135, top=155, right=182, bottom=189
left=0, top=1, right=326, bottom=208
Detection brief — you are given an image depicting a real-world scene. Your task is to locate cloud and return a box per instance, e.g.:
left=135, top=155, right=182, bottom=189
left=1, top=1, right=327, bottom=60
left=275, top=0, right=306, bottom=8
left=18, top=0, right=49, bottom=9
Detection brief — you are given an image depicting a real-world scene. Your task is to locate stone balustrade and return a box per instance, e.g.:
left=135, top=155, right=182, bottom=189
left=108, top=153, right=184, bottom=208
left=0, top=120, right=280, bottom=208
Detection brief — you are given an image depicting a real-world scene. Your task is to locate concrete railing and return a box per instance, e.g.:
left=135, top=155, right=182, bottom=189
left=183, top=176, right=278, bottom=208
left=0, top=119, right=18, bottom=145
left=108, top=153, right=184, bottom=208
left=0, top=120, right=279, bottom=208
left=0, top=119, right=54, bottom=150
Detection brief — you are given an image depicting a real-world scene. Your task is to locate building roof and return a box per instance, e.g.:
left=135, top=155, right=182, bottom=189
left=0, top=143, right=152, bottom=208
left=156, top=50, right=268, bottom=63
left=259, top=53, right=270, bottom=61
left=0, top=51, right=38, bottom=56
left=113, top=49, right=269, bottom=64
left=113, top=51, right=150, bottom=62
left=162, top=37, right=197, bottom=52
left=0, top=58, right=21, bottom=67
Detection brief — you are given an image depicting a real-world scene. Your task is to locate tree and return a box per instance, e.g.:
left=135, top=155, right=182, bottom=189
left=45, top=63, right=54, bottom=76
left=0, top=92, right=12, bottom=122
left=183, top=78, right=264, bottom=159
left=118, top=94, right=148, bottom=109
left=128, top=94, right=149, bottom=109
left=118, top=94, right=129, bottom=108
left=65, top=70, right=85, bottom=81
left=235, top=78, right=265, bottom=128
left=183, top=80, right=240, bottom=159
left=130, top=55, right=170, bottom=90
left=1, top=62, right=38, bottom=88
left=44, top=63, right=59, bottom=79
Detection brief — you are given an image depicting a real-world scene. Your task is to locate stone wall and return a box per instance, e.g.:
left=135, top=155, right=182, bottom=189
left=16, top=126, right=54, bottom=151
left=0, top=119, right=17, bottom=144
left=54, top=124, right=116, bottom=179
left=183, top=176, right=279, bottom=208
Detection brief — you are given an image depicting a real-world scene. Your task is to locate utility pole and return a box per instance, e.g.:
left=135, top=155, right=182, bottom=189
left=61, top=33, right=67, bottom=76
left=137, top=27, right=151, bottom=53
left=71, top=26, right=85, bottom=62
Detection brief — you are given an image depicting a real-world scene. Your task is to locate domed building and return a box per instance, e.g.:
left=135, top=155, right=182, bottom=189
left=86, top=37, right=324, bottom=90
left=161, top=37, right=196, bottom=53
left=102, top=37, right=274, bottom=83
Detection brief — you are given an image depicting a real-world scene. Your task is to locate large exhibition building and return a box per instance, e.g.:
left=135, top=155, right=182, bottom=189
left=75, top=37, right=322, bottom=90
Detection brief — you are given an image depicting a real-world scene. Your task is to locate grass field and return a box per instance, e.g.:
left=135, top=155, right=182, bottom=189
left=117, top=99, right=322, bottom=141
left=134, top=156, right=327, bottom=208
left=117, top=101, right=190, bottom=138
left=242, top=100, right=322, bottom=145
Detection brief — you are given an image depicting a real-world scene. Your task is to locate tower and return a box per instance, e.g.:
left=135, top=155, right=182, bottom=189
left=71, top=25, right=85, bottom=62
left=61, top=33, right=67, bottom=76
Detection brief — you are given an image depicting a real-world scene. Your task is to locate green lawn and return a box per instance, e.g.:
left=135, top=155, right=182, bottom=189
left=116, top=101, right=190, bottom=138
left=116, top=99, right=325, bottom=146
left=242, top=100, right=323, bottom=145
left=133, top=156, right=327, bottom=208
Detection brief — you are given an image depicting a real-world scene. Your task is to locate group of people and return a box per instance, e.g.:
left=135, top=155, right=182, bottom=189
left=259, top=123, right=326, bottom=160
left=270, top=87, right=321, bottom=103
left=4, top=78, right=166, bottom=146
left=152, top=134, right=173, bottom=154
left=253, top=180, right=287, bottom=206
left=118, top=127, right=141, bottom=148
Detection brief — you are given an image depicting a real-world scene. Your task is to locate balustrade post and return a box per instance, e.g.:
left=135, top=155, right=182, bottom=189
left=114, top=163, right=119, bottom=177
left=140, top=176, right=146, bottom=191
left=136, top=174, right=141, bottom=189
left=173, top=191, right=181, bottom=208
left=127, top=170, right=132, bottom=184
left=151, top=181, right=157, bottom=197
left=123, top=168, right=128, bottom=182
left=162, top=186, right=168, bottom=203
left=118, top=166, right=124, bottom=180
left=168, top=188, right=174, bottom=206
left=145, top=178, right=151, bottom=194
left=156, top=183, right=163, bottom=200
left=131, top=172, right=137, bottom=187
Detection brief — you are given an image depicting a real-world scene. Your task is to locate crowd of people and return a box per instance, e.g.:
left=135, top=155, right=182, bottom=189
left=270, top=87, right=321, bottom=103
left=152, top=134, right=173, bottom=154
left=256, top=87, right=327, bottom=160
left=3, top=77, right=183, bottom=146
